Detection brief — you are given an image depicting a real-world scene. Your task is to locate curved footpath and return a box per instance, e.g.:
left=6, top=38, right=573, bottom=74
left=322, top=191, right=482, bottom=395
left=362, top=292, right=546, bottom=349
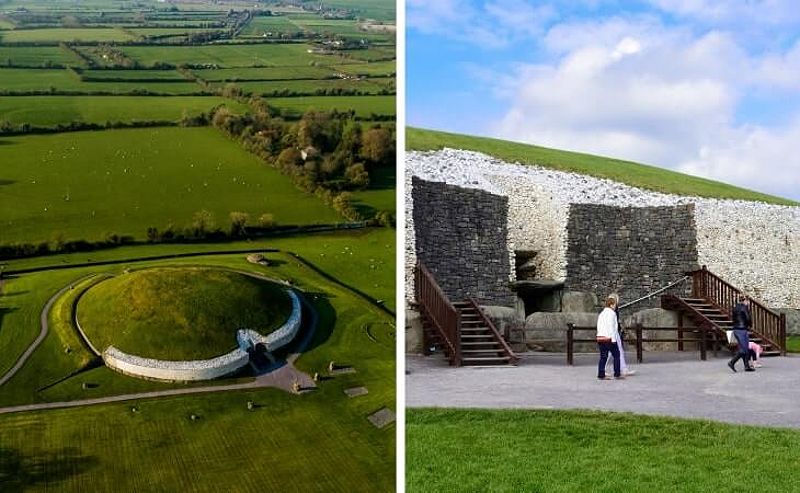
left=0, top=293, right=318, bottom=415
left=0, top=274, right=97, bottom=387
left=407, top=353, right=800, bottom=429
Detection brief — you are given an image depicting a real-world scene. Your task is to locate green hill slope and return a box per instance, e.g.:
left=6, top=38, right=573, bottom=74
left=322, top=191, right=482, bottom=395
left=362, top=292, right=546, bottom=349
left=408, top=127, right=796, bottom=206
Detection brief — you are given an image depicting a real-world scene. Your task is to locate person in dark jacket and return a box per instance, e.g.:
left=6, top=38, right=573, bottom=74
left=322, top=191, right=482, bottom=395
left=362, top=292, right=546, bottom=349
left=728, top=295, right=755, bottom=372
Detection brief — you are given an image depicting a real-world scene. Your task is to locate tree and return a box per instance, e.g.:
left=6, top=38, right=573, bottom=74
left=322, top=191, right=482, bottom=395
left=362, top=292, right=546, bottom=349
left=276, top=147, right=302, bottom=171
left=360, top=127, right=394, bottom=165
left=229, top=211, right=249, bottom=237
left=344, top=162, right=369, bottom=189
left=146, top=227, right=159, bottom=243
left=191, top=210, right=215, bottom=237
left=257, top=213, right=275, bottom=228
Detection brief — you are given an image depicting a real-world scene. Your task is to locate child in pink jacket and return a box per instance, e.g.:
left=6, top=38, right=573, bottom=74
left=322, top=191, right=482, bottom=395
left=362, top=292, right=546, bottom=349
left=748, top=342, right=764, bottom=368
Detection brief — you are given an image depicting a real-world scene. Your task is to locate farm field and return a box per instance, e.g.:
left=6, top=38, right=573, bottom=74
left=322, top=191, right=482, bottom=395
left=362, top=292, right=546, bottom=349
left=0, top=95, right=244, bottom=126
left=0, top=68, right=204, bottom=93
left=193, top=65, right=339, bottom=81
left=119, top=43, right=340, bottom=67
left=216, top=77, right=388, bottom=96
left=0, top=27, right=134, bottom=43
left=335, top=60, right=396, bottom=76
left=0, top=46, right=83, bottom=66
left=269, top=95, right=395, bottom=118
left=0, top=126, right=341, bottom=244
left=78, top=69, right=188, bottom=81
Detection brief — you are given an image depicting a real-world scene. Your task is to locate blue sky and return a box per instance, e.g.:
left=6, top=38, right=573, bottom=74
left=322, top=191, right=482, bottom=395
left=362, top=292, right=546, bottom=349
left=407, top=0, right=800, bottom=200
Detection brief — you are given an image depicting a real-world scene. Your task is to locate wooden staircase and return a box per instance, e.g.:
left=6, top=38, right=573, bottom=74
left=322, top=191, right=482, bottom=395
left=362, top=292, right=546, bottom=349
left=416, top=262, right=518, bottom=367
left=661, top=266, right=786, bottom=356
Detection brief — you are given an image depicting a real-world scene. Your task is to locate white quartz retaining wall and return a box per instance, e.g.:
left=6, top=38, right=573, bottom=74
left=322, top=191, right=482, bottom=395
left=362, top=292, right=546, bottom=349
left=407, top=148, right=800, bottom=308
left=102, top=290, right=302, bottom=382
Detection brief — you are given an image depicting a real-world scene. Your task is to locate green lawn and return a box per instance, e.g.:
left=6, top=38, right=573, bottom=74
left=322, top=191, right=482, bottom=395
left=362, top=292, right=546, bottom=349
left=0, top=46, right=83, bottom=66
left=0, top=126, right=341, bottom=244
left=77, top=267, right=292, bottom=360
left=408, top=127, right=797, bottom=205
left=0, top=96, right=243, bottom=126
left=334, top=61, right=395, bottom=76
left=269, top=95, right=395, bottom=118
left=0, top=27, right=134, bottom=42
left=407, top=408, right=800, bottom=492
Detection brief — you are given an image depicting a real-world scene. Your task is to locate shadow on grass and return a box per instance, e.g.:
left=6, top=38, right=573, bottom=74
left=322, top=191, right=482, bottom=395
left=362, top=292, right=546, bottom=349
left=0, top=306, right=19, bottom=338
left=0, top=179, right=16, bottom=187
left=0, top=446, right=99, bottom=492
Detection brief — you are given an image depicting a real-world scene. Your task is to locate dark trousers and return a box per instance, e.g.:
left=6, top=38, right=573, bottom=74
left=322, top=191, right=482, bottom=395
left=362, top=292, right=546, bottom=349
left=729, top=329, right=751, bottom=369
left=598, top=341, right=621, bottom=378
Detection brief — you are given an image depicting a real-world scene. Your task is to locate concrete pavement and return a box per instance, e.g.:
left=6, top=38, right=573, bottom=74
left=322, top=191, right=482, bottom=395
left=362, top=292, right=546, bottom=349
left=407, top=351, right=800, bottom=428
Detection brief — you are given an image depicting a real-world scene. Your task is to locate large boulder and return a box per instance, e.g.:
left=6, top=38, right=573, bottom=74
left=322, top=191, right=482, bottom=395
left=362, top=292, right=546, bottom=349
left=621, top=308, right=681, bottom=351
left=480, top=305, right=526, bottom=352
left=561, top=291, right=598, bottom=313
left=525, top=312, right=598, bottom=352
left=406, top=309, right=424, bottom=354
left=777, top=308, right=800, bottom=336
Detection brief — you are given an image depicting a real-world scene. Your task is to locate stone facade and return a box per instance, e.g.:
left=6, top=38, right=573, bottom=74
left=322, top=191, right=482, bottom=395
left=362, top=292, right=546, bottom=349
left=102, top=290, right=303, bottom=382
left=411, top=177, right=515, bottom=306
left=565, top=204, right=698, bottom=310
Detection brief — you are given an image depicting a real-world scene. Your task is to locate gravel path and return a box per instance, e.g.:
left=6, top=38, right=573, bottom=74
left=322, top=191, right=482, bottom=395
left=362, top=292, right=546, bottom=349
left=407, top=352, right=800, bottom=428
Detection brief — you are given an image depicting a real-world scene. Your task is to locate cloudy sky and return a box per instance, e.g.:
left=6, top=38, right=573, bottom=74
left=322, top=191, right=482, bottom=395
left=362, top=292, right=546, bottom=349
left=407, top=0, right=800, bottom=200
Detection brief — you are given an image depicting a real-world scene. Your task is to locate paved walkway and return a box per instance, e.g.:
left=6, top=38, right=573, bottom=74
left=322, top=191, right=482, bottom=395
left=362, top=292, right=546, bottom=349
left=407, top=352, right=800, bottom=428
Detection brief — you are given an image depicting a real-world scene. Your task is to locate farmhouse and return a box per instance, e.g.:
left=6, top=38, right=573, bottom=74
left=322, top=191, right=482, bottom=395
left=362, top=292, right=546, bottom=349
left=406, top=148, right=800, bottom=365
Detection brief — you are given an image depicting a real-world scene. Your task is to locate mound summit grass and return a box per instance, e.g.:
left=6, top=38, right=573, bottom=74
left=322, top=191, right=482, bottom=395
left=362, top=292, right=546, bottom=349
left=408, top=127, right=797, bottom=205
left=77, top=267, right=293, bottom=360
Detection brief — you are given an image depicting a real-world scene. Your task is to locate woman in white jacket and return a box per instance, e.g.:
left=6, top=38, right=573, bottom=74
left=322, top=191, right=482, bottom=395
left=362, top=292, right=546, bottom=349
left=596, top=294, right=622, bottom=379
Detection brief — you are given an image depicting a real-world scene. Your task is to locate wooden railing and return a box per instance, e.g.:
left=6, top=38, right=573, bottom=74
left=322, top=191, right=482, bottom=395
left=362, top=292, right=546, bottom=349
left=468, top=298, right=519, bottom=364
left=689, top=266, right=786, bottom=354
left=566, top=324, right=722, bottom=365
left=415, top=262, right=461, bottom=366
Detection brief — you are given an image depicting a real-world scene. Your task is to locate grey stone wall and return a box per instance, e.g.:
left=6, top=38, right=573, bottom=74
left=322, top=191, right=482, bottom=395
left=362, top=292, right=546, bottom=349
left=565, top=204, right=698, bottom=310
left=412, top=177, right=515, bottom=306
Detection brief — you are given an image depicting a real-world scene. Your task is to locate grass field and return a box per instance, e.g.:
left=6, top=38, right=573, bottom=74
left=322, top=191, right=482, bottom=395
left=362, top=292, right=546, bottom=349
left=78, top=267, right=293, bottom=360
left=193, top=65, right=338, bottom=81
left=408, top=127, right=798, bottom=205
left=787, top=335, right=800, bottom=353
left=407, top=408, right=800, bottom=492
left=218, top=78, right=388, bottom=96
left=79, top=69, right=188, bottom=81
left=334, top=61, right=395, bottom=76
left=0, top=27, right=134, bottom=42
left=0, top=96, right=244, bottom=126
left=119, top=43, right=347, bottom=67
left=0, top=68, right=204, bottom=94
left=240, top=15, right=300, bottom=36
left=0, top=46, right=83, bottom=66
left=0, top=126, right=341, bottom=244
left=269, top=95, right=395, bottom=117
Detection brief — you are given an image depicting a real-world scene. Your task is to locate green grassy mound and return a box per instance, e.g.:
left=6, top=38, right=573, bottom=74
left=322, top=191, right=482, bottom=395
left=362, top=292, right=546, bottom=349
left=77, top=267, right=293, bottom=361
left=408, top=127, right=797, bottom=205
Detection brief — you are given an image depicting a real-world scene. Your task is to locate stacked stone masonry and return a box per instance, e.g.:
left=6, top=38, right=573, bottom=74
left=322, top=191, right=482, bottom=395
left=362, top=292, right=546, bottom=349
left=407, top=149, right=800, bottom=310
left=102, top=290, right=302, bottom=382
left=411, top=177, right=516, bottom=306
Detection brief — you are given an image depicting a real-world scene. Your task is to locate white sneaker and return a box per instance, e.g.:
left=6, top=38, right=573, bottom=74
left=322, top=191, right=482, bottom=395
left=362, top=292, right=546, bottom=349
left=624, top=369, right=637, bottom=376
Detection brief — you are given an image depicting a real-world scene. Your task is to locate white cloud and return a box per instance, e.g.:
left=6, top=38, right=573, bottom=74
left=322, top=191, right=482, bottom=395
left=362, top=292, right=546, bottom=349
left=489, top=17, right=800, bottom=198
left=647, top=0, right=800, bottom=26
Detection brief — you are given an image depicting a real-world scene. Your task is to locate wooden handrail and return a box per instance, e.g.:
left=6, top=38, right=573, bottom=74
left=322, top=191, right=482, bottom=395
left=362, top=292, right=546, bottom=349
left=688, top=266, right=785, bottom=354
left=467, top=297, right=519, bottom=364
left=415, top=262, right=461, bottom=366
